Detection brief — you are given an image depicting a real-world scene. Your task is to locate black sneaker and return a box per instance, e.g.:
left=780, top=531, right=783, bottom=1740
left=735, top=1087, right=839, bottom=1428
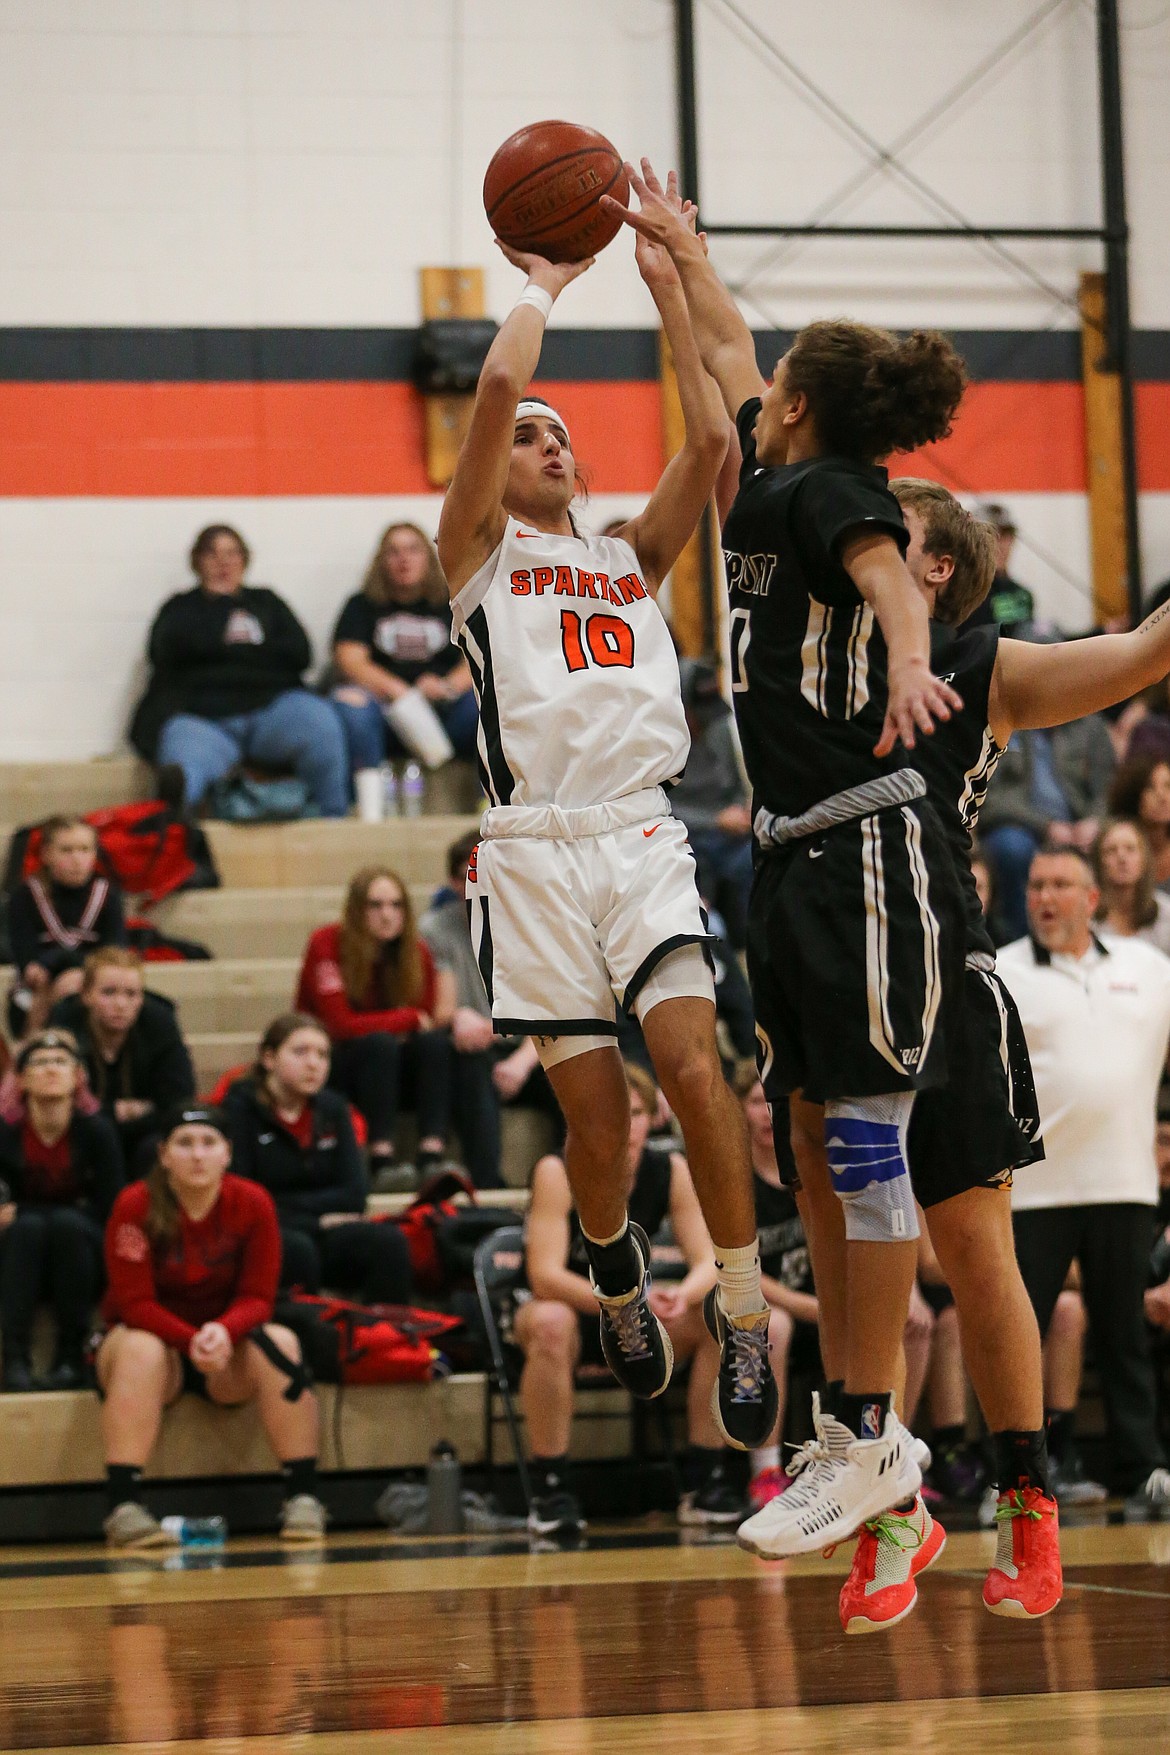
left=702, top=1288, right=778, bottom=1452
left=677, top=1464, right=746, bottom=1527
left=527, top=1487, right=587, bottom=1540
left=592, top=1222, right=674, bottom=1400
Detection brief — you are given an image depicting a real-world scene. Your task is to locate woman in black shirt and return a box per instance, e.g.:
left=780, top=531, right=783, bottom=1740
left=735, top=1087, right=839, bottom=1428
left=129, top=523, right=349, bottom=816
left=8, top=817, right=126, bottom=1038
left=331, top=522, right=478, bottom=772
left=50, top=947, right=196, bottom=1171
left=0, top=1029, right=124, bottom=1389
left=223, top=1013, right=413, bottom=1303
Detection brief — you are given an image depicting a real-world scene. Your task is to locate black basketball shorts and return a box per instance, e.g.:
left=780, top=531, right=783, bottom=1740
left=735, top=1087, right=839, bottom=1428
left=908, top=963, right=1044, bottom=1209
left=747, top=797, right=965, bottom=1106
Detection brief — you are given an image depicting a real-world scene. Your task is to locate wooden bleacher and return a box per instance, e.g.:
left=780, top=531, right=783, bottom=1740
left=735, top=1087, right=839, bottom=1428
left=0, top=758, right=573, bottom=1499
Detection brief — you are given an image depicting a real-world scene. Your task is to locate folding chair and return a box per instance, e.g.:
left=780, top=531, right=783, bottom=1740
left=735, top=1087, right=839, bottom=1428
left=473, top=1224, right=681, bottom=1519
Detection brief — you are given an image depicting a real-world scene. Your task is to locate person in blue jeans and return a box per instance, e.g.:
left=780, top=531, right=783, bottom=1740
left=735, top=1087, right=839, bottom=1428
left=330, top=522, right=479, bottom=772
left=129, top=524, right=349, bottom=817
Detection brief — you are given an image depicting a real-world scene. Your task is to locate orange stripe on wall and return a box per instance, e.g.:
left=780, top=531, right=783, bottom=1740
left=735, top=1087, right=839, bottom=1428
left=1, top=377, right=1168, bottom=498
left=0, top=380, right=664, bottom=497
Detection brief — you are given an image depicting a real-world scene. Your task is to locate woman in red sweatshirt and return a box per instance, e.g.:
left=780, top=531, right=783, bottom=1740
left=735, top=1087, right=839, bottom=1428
left=296, top=865, right=455, bottom=1181
left=98, top=1103, right=323, bottom=1551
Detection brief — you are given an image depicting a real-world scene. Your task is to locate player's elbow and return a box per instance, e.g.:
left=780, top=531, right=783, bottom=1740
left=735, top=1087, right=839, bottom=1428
left=477, top=360, right=527, bottom=407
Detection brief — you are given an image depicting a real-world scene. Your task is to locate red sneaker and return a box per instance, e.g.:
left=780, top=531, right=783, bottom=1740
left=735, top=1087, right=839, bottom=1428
left=748, top=1467, right=791, bottom=1511
left=982, top=1486, right=1062, bottom=1618
left=839, top=1497, right=946, bottom=1635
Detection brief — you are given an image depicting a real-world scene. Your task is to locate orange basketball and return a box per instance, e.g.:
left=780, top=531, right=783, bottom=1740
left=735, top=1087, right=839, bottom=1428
left=483, top=120, right=629, bottom=264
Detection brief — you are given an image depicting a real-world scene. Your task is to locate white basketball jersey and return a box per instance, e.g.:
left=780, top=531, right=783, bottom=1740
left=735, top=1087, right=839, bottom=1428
left=450, top=517, right=691, bottom=810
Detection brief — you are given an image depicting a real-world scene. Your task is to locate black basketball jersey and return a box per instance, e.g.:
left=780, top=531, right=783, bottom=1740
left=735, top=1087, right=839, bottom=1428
left=566, top=1146, right=673, bottom=1279
left=722, top=398, right=911, bottom=818
left=753, top=1168, right=814, bottom=1294
left=920, top=621, right=1004, bottom=956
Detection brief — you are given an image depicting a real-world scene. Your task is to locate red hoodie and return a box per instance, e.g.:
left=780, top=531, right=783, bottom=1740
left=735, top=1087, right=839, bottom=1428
left=295, top=922, right=439, bottom=1039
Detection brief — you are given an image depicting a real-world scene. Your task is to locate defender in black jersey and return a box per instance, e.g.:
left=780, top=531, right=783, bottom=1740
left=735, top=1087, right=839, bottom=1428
left=606, top=159, right=970, bottom=1561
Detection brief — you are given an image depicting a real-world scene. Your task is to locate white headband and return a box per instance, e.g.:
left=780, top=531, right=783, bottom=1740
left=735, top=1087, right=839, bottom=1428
left=515, top=399, right=572, bottom=448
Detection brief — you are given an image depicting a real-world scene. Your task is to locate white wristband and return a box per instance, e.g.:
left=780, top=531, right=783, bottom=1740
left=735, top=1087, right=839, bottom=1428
left=514, top=284, right=554, bottom=321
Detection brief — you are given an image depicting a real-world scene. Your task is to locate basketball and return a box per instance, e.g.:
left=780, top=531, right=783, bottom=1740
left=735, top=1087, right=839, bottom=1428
left=483, top=120, right=629, bottom=263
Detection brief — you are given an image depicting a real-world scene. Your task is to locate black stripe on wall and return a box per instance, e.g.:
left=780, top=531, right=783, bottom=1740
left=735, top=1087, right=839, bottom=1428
left=3, top=326, right=1170, bottom=383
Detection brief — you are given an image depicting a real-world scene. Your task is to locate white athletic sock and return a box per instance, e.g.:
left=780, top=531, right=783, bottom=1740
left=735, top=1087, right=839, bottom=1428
left=751, top=1444, right=781, bottom=1477
left=581, top=1217, right=629, bottom=1249
left=714, top=1240, right=764, bottom=1319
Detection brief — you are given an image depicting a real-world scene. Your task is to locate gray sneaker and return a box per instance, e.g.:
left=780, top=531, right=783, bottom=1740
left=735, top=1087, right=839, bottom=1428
left=1049, top=1455, right=1108, bottom=1507
left=280, top=1493, right=328, bottom=1543
left=103, top=1501, right=180, bottom=1550
left=1123, top=1467, right=1170, bottom=1522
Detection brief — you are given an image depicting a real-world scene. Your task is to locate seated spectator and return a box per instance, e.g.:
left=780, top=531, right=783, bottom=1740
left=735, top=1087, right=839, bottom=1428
left=979, top=715, right=1115, bottom=942
left=671, top=662, right=753, bottom=948
left=8, top=817, right=126, bottom=1039
left=957, top=502, right=1039, bottom=638
left=1108, top=756, right=1170, bottom=889
left=98, top=1103, right=324, bottom=1550
left=1113, top=675, right=1170, bottom=767
left=1092, top=817, right=1170, bottom=954
left=330, top=523, right=478, bottom=772
left=514, top=1064, right=737, bottom=1539
left=128, top=523, right=348, bottom=818
left=1042, top=1278, right=1107, bottom=1505
left=734, top=1068, right=818, bottom=1511
left=419, top=833, right=562, bottom=1188
left=223, top=1013, right=412, bottom=1303
left=296, top=867, right=455, bottom=1184
left=0, top=1030, right=124, bottom=1391
left=51, top=948, right=196, bottom=1172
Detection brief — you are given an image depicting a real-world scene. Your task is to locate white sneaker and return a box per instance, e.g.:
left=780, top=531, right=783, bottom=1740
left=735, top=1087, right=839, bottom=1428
left=737, top=1393, right=921, bottom=1560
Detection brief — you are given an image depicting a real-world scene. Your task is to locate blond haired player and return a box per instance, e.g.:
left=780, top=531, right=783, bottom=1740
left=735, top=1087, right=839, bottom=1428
left=437, top=172, right=776, bottom=1454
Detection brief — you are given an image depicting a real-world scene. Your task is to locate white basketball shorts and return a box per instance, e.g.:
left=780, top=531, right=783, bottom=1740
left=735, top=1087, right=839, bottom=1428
left=466, top=787, right=713, bottom=1036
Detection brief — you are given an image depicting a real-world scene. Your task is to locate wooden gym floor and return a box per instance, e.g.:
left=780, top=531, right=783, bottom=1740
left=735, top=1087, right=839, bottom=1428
left=0, top=1518, right=1167, bottom=1753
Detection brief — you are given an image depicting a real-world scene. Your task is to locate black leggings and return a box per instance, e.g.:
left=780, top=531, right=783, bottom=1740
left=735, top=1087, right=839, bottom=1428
left=280, top=1220, right=413, bottom=1303
left=0, top=1206, right=104, bottom=1350
left=328, top=1029, right=453, bottom=1147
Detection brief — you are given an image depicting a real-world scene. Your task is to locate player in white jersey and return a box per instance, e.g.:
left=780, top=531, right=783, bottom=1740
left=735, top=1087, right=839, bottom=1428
left=437, top=170, right=777, bottom=1454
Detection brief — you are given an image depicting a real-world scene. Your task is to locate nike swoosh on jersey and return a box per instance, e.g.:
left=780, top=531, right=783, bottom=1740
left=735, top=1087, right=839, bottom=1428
left=808, top=847, right=825, bottom=859
left=516, top=530, right=543, bottom=538
left=643, top=825, right=661, bottom=838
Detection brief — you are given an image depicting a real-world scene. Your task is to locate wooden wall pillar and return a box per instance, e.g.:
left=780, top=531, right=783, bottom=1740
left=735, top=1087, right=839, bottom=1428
left=419, top=267, right=485, bottom=489
left=1079, top=269, right=1130, bottom=626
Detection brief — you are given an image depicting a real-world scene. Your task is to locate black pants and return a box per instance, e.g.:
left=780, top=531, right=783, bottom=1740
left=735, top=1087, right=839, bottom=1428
left=1013, top=1202, right=1166, bottom=1491
left=451, top=1050, right=503, bottom=1189
left=0, top=1206, right=104, bottom=1352
left=279, top=1220, right=413, bottom=1303
left=329, top=1028, right=453, bottom=1147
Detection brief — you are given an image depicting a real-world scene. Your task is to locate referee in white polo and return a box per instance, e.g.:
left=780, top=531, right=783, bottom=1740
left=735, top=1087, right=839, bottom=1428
left=999, top=844, right=1170, bottom=1518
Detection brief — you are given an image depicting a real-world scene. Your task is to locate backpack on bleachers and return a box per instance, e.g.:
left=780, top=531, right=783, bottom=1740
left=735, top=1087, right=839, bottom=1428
left=388, top=1167, right=507, bottom=1296
left=5, top=802, right=219, bottom=905
left=272, top=1294, right=463, bottom=1385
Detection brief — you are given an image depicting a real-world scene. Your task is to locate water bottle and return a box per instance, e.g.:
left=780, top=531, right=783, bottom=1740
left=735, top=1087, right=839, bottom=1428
left=426, top=1441, right=464, bottom=1534
left=380, top=762, right=400, bottom=818
left=402, top=761, right=425, bottom=818
left=160, top=1515, right=227, bottom=1549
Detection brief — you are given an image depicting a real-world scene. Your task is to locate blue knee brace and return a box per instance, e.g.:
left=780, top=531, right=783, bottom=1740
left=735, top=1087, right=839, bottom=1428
left=824, top=1093, right=920, bottom=1242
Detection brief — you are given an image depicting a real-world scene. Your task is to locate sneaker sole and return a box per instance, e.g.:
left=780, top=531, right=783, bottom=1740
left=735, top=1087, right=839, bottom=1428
left=737, top=1455, right=923, bottom=1560
left=844, top=1588, right=919, bottom=1636
left=677, top=1505, right=744, bottom=1528
left=982, top=1592, right=1062, bottom=1619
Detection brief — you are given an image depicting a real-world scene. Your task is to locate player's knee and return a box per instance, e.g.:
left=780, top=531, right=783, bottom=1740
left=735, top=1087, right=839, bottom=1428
left=824, top=1094, right=919, bottom=1243
left=525, top=1300, right=578, bottom=1363
left=656, top=1041, right=721, bottom=1117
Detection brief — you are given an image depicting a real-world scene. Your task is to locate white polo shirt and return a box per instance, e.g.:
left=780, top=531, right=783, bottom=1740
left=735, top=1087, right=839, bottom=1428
left=997, top=932, right=1170, bottom=1212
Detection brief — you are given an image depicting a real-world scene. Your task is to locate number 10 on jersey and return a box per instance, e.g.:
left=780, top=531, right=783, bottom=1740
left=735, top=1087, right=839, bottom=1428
left=560, top=609, right=635, bottom=673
